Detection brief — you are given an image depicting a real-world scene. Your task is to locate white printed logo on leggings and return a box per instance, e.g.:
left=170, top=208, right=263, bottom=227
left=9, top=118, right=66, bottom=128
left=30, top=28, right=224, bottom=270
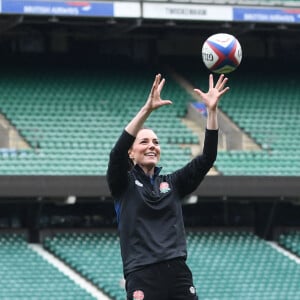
left=133, top=290, right=144, bottom=300
left=190, top=286, right=196, bottom=294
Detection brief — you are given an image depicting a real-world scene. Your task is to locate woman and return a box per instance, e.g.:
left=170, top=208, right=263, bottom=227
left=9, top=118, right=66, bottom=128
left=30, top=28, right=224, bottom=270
left=107, top=73, right=229, bottom=300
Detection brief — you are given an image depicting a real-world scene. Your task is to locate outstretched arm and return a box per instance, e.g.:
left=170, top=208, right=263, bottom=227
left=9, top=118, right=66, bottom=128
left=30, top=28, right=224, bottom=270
left=193, top=74, right=229, bottom=130
left=125, top=73, right=172, bottom=137
left=107, top=73, right=172, bottom=197
left=173, top=74, right=230, bottom=197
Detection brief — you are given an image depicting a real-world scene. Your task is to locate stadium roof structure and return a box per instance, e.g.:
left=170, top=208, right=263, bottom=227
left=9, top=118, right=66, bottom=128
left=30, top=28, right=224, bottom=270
left=0, top=175, right=299, bottom=202
left=1, top=0, right=300, bottom=41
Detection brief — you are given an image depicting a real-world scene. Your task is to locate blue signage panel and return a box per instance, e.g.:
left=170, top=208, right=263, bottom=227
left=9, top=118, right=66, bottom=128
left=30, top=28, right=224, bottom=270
left=233, top=7, right=300, bottom=23
left=2, top=0, right=114, bottom=17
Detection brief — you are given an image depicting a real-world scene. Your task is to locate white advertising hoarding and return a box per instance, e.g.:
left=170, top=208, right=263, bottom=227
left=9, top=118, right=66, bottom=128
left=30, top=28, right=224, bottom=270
left=143, top=3, right=232, bottom=21
left=114, top=2, right=141, bottom=18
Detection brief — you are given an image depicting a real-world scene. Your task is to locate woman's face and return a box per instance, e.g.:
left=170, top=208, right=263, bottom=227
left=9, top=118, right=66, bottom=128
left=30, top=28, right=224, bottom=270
left=129, top=128, right=161, bottom=173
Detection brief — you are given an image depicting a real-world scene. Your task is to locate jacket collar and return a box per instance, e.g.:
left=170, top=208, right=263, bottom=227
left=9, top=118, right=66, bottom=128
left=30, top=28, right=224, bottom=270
left=133, top=164, right=162, bottom=180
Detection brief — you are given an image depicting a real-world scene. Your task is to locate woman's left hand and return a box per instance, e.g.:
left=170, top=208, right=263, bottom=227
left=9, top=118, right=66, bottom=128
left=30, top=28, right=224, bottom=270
left=194, top=74, right=229, bottom=111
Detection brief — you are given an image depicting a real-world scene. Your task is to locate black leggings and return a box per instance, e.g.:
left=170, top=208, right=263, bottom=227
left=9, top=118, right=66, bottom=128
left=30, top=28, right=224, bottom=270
left=125, top=258, right=198, bottom=300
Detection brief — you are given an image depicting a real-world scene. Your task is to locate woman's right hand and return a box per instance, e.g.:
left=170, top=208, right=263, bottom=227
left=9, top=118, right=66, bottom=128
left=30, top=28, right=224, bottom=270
left=144, top=74, right=172, bottom=112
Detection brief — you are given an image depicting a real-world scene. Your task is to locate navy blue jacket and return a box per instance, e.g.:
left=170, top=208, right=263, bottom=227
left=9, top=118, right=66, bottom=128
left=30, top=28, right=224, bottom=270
left=107, top=129, right=218, bottom=277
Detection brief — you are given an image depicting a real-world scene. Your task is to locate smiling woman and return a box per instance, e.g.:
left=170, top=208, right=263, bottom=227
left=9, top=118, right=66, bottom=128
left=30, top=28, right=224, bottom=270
left=128, top=128, right=161, bottom=175
left=106, top=73, right=230, bottom=300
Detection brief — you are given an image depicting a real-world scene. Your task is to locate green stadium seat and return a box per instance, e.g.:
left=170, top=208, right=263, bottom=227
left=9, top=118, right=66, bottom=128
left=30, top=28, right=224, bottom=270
left=0, top=233, right=96, bottom=300
left=0, top=65, right=197, bottom=175
left=43, top=230, right=300, bottom=300
left=278, top=230, right=300, bottom=256
left=178, top=68, right=300, bottom=176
